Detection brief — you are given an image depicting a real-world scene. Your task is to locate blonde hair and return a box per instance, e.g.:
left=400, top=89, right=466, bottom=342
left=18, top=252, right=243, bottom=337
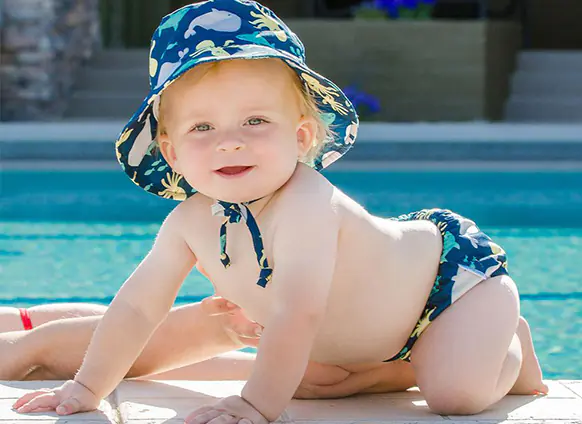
left=155, top=59, right=333, bottom=166
left=294, top=73, right=335, bottom=166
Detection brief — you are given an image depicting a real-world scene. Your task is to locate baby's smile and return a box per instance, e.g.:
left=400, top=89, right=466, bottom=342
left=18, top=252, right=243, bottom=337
left=214, top=165, right=255, bottom=178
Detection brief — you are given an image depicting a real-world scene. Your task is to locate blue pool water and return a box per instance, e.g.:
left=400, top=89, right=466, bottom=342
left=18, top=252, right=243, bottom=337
left=1, top=169, right=581, bottom=379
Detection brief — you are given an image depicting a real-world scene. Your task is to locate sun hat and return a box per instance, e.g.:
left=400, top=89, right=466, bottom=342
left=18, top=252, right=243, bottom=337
left=114, top=0, right=360, bottom=201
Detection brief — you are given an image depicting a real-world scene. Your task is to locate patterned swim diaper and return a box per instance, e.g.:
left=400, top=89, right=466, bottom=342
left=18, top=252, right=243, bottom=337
left=384, top=208, right=509, bottom=362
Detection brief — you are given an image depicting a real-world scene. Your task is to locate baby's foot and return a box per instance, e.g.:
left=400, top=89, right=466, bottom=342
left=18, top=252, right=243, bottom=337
left=509, top=316, right=549, bottom=395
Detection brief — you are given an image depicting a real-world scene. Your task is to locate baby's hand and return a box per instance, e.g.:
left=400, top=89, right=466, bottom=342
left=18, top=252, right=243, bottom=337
left=185, top=395, right=269, bottom=424
left=12, top=379, right=100, bottom=415
left=202, top=296, right=263, bottom=347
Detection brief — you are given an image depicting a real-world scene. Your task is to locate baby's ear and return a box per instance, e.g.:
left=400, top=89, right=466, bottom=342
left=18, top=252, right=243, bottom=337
left=296, top=116, right=317, bottom=157
left=158, top=134, right=182, bottom=174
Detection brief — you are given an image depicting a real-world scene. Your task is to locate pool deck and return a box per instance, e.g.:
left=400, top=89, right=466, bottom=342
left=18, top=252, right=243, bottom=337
left=2, top=122, right=582, bottom=170
left=2, top=121, right=582, bottom=142
left=2, top=379, right=581, bottom=423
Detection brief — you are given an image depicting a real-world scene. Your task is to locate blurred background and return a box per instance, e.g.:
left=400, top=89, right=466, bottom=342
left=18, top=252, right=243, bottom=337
left=2, top=0, right=582, bottom=121
left=0, top=0, right=581, bottom=380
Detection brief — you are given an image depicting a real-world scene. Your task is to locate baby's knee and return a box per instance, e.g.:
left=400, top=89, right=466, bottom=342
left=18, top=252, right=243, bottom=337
left=424, top=386, right=491, bottom=416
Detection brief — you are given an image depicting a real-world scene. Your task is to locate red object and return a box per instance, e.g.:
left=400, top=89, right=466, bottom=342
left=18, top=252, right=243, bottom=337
left=19, top=308, right=33, bottom=330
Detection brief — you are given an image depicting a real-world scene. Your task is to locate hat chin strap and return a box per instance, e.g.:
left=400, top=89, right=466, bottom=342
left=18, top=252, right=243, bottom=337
left=211, top=198, right=273, bottom=288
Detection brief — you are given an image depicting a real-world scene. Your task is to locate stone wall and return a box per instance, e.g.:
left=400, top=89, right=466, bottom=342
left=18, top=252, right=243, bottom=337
left=0, top=0, right=101, bottom=121
left=486, top=21, right=521, bottom=120
left=526, top=0, right=582, bottom=49
left=288, top=19, right=521, bottom=121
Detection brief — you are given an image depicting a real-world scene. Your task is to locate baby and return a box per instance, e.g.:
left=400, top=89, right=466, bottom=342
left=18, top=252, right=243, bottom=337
left=14, top=1, right=547, bottom=423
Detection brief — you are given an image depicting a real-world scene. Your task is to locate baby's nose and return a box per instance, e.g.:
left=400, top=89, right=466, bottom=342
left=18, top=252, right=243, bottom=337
left=217, top=138, right=246, bottom=152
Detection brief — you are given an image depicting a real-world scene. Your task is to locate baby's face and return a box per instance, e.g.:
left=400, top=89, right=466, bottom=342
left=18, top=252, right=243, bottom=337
left=158, top=58, right=315, bottom=203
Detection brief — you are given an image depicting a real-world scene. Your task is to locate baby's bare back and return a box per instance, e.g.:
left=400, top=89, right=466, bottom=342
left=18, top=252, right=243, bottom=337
left=182, top=165, right=442, bottom=366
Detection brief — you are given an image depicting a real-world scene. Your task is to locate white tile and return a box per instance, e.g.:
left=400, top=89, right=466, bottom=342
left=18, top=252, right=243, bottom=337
left=116, top=380, right=250, bottom=422
left=289, top=422, right=447, bottom=424
left=448, top=396, right=582, bottom=421
left=367, top=386, right=426, bottom=400
left=119, top=398, right=202, bottom=421
left=116, top=380, right=245, bottom=400
left=447, top=421, right=582, bottom=424
left=117, top=382, right=444, bottom=422
left=0, top=421, right=114, bottom=424
left=542, top=380, right=579, bottom=398
left=116, top=380, right=582, bottom=423
left=561, top=380, right=582, bottom=399
left=123, top=421, right=184, bottom=424
left=119, top=400, right=295, bottom=423
left=286, top=394, right=446, bottom=421
left=0, top=396, right=116, bottom=422
left=119, top=397, right=445, bottom=423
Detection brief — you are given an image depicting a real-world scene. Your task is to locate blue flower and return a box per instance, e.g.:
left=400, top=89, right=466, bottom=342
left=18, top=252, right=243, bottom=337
left=370, top=0, right=397, bottom=17
left=401, top=0, right=419, bottom=9
left=343, top=85, right=381, bottom=117
left=373, top=0, right=419, bottom=16
left=362, top=0, right=435, bottom=18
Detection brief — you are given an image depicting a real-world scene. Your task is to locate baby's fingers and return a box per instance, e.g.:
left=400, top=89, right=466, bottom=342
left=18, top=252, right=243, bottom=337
left=207, top=414, right=239, bottom=424
left=56, top=397, right=86, bottom=415
left=185, top=407, right=223, bottom=424
left=202, top=296, right=238, bottom=316
left=12, top=389, right=53, bottom=410
left=15, top=392, right=58, bottom=414
left=226, top=329, right=261, bottom=348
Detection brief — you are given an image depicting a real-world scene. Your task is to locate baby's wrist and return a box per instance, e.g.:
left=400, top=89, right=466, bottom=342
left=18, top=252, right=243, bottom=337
left=239, top=394, right=271, bottom=423
left=72, top=378, right=98, bottom=399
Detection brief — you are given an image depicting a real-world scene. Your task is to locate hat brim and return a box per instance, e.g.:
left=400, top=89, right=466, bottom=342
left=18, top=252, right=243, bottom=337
left=115, top=44, right=359, bottom=201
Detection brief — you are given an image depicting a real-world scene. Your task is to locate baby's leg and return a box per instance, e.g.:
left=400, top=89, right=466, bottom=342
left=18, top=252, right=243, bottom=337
left=508, top=316, right=548, bottom=395
left=0, top=304, right=108, bottom=332
left=293, top=360, right=416, bottom=399
left=141, top=351, right=257, bottom=381
left=0, top=331, right=40, bottom=380
left=0, top=308, right=24, bottom=332
left=0, top=302, right=242, bottom=381
left=410, top=275, right=539, bottom=416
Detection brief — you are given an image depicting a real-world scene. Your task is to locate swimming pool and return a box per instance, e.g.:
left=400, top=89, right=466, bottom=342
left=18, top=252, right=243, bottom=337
left=1, top=168, right=581, bottom=379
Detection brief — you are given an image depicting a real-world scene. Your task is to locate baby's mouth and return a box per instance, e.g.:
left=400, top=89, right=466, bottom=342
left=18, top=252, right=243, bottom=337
left=215, top=166, right=254, bottom=177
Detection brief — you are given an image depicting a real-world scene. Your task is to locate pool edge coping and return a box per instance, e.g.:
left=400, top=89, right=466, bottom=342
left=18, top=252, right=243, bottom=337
left=2, top=121, right=582, bottom=143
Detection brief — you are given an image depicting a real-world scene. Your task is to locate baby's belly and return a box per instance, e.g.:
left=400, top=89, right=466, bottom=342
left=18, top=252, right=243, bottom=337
left=309, top=220, right=443, bottom=364
left=309, top=305, right=422, bottom=364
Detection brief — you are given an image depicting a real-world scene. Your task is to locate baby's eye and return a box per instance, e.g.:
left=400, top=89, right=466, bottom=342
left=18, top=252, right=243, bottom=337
left=191, top=123, right=212, bottom=132
left=246, top=117, right=267, bottom=126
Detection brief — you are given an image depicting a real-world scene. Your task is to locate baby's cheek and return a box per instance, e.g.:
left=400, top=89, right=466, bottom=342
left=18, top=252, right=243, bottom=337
left=178, top=162, right=210, bottom=193
left=177, top=147, right=209, bottom=172
left=178, top=142, right=207, bottom=159
left=260, top=136, right=300, bottom=165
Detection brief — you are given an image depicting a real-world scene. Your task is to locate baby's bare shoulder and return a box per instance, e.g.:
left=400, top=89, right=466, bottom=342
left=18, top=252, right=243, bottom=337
left=269, top=166, right=343, bottom=247
left=171, top=194, right=213, bottom=221
left=277, top=164, right=338, bottom=209
left=164, top=195, right=215, bottom=246
left=277, top=165, right=365, bottom=224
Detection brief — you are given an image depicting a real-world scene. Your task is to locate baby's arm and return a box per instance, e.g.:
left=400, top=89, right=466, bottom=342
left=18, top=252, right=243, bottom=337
left=241, top=193, right=339, bottom=421
left=74, top=204, right=196, bottom=399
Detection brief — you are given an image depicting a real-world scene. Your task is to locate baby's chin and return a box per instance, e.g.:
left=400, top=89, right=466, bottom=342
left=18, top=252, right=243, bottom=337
left=189, top=169, right=292, bottom=204
left=197, top=186, right=266, bottom=204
